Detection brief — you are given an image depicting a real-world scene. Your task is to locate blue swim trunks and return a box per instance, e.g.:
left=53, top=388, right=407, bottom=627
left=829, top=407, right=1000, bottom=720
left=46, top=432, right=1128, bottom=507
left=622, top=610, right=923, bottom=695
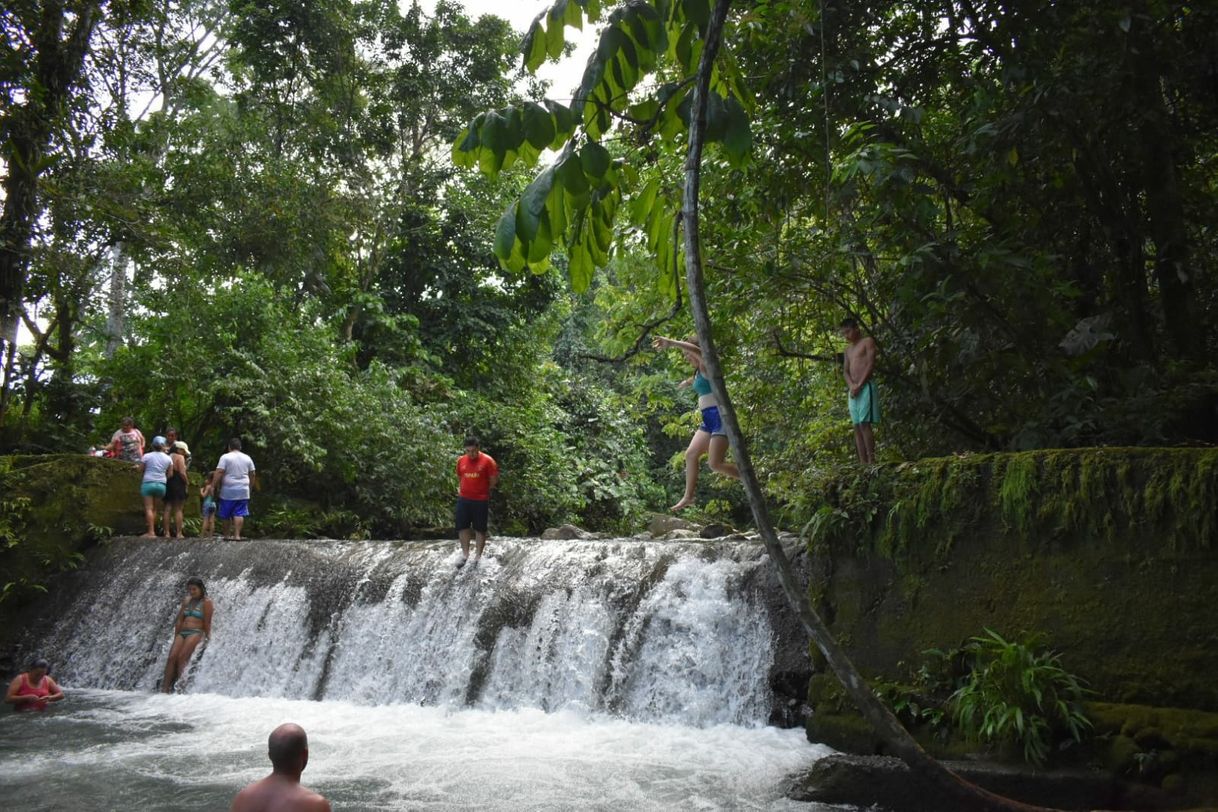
left=217, top=498, right=250, bottom=520
left=848, top=381, right=881, bottom=425
left=698, top=405, right=727, bottom=437
left=202, top=496, right=217, bottom=517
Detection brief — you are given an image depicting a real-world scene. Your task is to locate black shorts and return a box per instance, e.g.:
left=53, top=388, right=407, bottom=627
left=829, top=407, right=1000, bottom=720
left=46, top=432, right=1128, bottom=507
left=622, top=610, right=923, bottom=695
left=164, top=474, right=188, bottom=504
left=455, top=497, right=489, bottom=533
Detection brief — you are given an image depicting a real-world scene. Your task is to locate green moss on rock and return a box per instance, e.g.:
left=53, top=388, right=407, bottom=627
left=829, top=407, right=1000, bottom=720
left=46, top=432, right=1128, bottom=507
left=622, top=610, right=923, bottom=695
left=805, top=448, right=1218, bottom=711
left=0, top=454, right=181, bottom=630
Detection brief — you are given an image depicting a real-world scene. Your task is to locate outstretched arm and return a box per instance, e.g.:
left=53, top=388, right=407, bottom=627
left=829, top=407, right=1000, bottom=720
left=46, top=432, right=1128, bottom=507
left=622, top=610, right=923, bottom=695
left=652, top=336, right=701, bottom=355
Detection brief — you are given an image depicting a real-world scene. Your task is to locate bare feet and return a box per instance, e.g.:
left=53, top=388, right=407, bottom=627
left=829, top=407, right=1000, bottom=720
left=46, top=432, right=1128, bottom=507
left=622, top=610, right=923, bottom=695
left=140, top=532, right=157, bottom=538
left=669, top=498, right=694, bottom=512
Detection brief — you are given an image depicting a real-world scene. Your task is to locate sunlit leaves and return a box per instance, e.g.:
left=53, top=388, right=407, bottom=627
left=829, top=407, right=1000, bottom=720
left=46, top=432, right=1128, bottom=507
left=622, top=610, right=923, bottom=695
left=451, top=0, right=754, bottom=295
left=522, top=0, right=604, bottom=73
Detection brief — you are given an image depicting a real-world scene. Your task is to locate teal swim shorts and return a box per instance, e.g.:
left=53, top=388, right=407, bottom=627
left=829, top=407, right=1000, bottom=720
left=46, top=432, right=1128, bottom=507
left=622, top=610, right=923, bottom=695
left=848, top=381, right=881, bottom=425
left=141, top=481, right=167, bottom=498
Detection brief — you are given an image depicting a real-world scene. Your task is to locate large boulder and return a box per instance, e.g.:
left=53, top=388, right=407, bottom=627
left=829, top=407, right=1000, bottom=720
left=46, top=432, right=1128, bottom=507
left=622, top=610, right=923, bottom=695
left=646, top=514, right=698, bottom=536
left=540, top=524, right=592, bottom=540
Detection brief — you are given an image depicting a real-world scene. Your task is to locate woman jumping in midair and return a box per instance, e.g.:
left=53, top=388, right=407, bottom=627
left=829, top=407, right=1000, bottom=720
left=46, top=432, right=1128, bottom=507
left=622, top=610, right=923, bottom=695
left=161, top=576, right=213, bottom=693
left=653, top=335, right=740, bottom=511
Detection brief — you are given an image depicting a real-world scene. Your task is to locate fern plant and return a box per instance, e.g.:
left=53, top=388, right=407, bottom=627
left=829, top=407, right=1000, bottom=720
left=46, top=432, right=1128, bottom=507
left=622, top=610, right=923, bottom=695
left=949, top=628, right=1092, bottom=767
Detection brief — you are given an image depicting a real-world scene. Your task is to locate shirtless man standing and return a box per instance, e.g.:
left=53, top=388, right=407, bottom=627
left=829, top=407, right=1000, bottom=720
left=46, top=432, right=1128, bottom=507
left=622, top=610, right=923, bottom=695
left=230, top=723, right=331, bottom=812
left=840, top=318, right=880, bottom=464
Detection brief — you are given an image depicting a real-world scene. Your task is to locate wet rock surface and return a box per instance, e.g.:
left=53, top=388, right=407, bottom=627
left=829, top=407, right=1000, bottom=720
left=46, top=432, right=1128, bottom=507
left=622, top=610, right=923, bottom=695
left=785, top=753, right=1184, bottom=811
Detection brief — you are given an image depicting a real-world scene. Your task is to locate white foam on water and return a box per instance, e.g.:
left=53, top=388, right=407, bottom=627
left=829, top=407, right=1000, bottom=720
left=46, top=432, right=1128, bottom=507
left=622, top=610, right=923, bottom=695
left=0, top=689, right=842, bottom=811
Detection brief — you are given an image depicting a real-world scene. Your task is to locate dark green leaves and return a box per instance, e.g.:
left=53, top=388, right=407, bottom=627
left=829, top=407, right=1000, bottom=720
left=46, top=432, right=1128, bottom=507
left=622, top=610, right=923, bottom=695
left=452, top=101, right=577, bottom=177
left=489, top=141, right=624, bottom=290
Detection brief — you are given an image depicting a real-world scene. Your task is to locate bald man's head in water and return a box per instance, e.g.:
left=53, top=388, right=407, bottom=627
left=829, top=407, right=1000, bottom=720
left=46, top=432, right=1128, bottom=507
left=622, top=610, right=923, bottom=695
left=268, top=723, right=309, bottom=774
left=230, top=723, right=331, bottom=812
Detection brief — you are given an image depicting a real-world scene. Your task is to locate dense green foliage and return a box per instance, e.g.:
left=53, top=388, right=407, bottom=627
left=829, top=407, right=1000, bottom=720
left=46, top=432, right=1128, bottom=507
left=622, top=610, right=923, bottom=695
left=871, top=629, right=1092, bottom=767
left=948, top=629, right=1092, bottom=767
left=0, top=1, right=670, bottom=535
left=3, top=1, right=1216, bottom=536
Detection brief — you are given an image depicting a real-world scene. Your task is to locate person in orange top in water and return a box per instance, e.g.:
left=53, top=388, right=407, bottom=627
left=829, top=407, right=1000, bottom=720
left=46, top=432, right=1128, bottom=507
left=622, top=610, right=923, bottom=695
left=230, top=723, right=331, bottom=812
left=4, top=658, right=64, bottom=711
left=455, top=435, right=499, bottom=567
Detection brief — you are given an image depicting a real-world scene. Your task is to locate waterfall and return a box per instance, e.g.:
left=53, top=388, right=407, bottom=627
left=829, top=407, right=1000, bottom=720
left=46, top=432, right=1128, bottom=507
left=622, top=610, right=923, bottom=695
left=29, top=537, right=804, bottom=728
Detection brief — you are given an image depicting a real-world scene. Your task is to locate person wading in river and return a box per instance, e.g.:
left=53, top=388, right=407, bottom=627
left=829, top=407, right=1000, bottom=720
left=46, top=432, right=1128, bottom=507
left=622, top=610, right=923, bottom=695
left=230, top=723, right=331, bottom=812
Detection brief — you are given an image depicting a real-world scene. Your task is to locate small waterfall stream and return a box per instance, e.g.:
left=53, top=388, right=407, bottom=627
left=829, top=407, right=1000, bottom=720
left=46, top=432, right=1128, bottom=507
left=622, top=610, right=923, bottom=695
left=32, top=537, right=800, bottom=727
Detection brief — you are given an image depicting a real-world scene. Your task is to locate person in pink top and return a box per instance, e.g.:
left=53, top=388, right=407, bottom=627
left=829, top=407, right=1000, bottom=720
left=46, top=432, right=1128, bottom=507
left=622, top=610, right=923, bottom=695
left=454, top=435, right=498, bottom=568
left=110, top=416, right=145, bottom=462
left=4, top=658, right=64, bottom=711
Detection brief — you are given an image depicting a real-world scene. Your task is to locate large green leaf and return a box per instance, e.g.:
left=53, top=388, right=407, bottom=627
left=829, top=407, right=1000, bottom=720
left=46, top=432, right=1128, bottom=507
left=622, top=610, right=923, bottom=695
left=517, top=166, right=556, bottom=243
left=580, top=141, right=611, bottom=179
left=523, top=102, right=557, bottom=149
left=494, top=202, right=518, bottom=261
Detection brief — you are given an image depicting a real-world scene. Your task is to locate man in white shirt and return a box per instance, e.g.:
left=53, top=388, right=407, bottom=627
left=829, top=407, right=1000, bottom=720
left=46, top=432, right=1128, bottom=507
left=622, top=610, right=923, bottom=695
left=213, top=437, right=257, bottom=540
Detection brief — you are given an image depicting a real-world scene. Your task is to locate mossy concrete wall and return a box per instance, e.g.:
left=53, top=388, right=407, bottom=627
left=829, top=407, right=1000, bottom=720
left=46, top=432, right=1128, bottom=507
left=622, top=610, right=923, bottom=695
left=0, top=454, right=201, bottom=646
left=805, top=448, right=1218, bottom=711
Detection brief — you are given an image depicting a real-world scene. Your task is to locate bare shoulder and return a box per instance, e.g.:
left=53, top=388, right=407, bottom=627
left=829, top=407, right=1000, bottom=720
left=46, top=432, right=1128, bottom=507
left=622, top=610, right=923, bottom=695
left=228, top=784, right=257, bottom=812
left=302, top=789, right=331, bottom=811
left=860, top=336, right=878, bottom=350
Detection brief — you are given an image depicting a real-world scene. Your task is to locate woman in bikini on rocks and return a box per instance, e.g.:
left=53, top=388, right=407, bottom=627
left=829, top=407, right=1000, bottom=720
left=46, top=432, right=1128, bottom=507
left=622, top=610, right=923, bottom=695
left=161, top=576, right=213, bottom=693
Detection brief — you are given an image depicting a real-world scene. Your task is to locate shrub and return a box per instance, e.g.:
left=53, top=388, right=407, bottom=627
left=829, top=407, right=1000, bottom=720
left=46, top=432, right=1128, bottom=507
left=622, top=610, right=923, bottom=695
left=949, top=628, right=1092, bottom=767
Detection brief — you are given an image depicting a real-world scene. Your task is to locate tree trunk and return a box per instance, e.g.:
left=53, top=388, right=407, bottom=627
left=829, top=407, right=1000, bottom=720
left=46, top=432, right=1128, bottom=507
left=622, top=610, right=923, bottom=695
left=0, top=1, right=102, bottom=420
left=681, top=1, right=1052, bottom=809
left=1132, top=26, right=1203, bottom=359
left=104, top=242, right=129, bottom=358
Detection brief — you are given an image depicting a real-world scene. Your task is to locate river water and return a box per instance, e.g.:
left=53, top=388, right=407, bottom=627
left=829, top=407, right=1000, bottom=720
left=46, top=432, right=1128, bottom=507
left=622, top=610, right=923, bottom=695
left=0, top=538, right=846, bottom=809
left=0, top=689, right=837, bottom=810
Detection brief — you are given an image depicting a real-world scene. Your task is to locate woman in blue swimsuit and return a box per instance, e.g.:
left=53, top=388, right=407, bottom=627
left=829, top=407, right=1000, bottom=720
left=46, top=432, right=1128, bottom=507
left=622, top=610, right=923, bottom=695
left=161, top=577, right=213, bottom=693
left=653, top=335, right=740, bottom=511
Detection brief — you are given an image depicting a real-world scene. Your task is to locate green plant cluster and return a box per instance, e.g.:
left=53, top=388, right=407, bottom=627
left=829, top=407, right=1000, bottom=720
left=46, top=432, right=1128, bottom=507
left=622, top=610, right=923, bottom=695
left=949, top=629, right=1092, bottom=767
left=799, top=447, right=1218, bottom=561
left=874, top=629, right=1092, bottom=768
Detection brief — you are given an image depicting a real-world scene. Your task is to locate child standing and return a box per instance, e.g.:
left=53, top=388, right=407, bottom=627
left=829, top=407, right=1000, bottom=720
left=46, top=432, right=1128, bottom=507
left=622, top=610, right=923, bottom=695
left=200, top=472, right=218, bottom=538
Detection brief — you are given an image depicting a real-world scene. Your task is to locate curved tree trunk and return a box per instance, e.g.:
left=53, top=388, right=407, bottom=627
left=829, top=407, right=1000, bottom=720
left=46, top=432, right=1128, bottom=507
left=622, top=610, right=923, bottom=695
left=681, top=2, right=1054, bottom=810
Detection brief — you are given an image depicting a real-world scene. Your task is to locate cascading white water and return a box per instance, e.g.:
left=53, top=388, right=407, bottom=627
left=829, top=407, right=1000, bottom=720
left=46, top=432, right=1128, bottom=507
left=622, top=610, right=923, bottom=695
left=39, top=538, right=783, bottom=727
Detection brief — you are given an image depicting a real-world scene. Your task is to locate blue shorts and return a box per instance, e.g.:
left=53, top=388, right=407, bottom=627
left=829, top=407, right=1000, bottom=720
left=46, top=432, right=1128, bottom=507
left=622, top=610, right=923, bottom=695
left=217, top=498, right=250, bottom=520
left=698, top=405, right=727, bottom=437
left=140, top=481, right=166, bottom=498
left=455, top=497, right=490, bottom=533
left=202, top=499, right=217, bottom=517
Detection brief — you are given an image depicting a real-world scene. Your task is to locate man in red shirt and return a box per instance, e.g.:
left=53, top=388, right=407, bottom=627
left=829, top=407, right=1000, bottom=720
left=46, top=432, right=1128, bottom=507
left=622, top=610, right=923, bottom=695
left=455, top=435, right=499, bottom=567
